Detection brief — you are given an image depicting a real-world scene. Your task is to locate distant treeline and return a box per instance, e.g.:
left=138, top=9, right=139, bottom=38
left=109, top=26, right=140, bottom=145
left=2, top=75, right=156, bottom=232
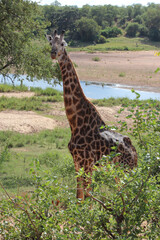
left=40, top=2, right=160, bottom=43
left=1, top=0, right=160, bottom=82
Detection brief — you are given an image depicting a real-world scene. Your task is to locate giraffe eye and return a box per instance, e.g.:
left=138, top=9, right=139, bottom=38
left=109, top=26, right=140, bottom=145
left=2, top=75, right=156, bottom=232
left=61, top=43, right=64, bottom=46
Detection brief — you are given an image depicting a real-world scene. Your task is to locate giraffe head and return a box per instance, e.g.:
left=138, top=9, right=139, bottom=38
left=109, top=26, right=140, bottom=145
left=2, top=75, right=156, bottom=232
left=46, top=30, right=67, bottom=59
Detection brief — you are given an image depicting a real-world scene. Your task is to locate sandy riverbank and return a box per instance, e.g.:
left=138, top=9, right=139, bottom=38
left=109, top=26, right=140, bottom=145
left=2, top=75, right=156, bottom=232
left=69, top=51, right=160, bottom=92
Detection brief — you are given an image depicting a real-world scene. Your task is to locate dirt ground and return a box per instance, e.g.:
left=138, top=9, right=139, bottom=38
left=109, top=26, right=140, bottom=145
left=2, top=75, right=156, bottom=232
left=0, top=92, right=35, bottom=98
left=0, top=50, right=159, bottom=133
left=70, top=51, right=160, bottom=92
left=0, top=110, right=59, bottom=133
left=0, top=93, right=131, bottom=134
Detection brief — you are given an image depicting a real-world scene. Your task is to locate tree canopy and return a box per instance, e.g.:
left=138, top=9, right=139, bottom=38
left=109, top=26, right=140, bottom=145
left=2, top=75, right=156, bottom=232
left=43, top=3, right=160, bottom=42
left=75, top=17, right=101, bottom=42
left=0, top=0, right=58, bottom=83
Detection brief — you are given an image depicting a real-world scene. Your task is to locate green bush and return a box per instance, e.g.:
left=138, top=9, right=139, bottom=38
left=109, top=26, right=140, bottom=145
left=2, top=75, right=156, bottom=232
left=119, top=72, right=126, bottom=77
left=138, top=24, right=148, bottom=37
left=148, top=27, right=160, bottom=41
left=92, top=56, right=100, bottom=62
left=31, top=87, right=60, bottom=96
left=125, top=22, right=140, bottom=37
left=0, top=91, right=160, bottom=239
left=0, top=146, right=10, bottom=167
left=75, top=17, right=101, bottom=42
left=97, top=35, right=107, bottom=43
left=101, top=27, right=122, bottom=38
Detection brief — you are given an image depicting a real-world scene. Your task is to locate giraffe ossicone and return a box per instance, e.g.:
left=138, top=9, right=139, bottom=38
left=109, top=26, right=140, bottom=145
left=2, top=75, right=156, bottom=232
left=46, top=30, right=138, bottom=200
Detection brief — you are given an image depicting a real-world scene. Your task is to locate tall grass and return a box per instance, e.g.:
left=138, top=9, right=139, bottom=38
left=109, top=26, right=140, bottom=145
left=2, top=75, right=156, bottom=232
left=0, top=128, right=71, bottom=149
left=0, top=96, right=49, bottom=111
left=0, top=84, right=28, bottom=92
left=0, top=84, right=62, bottom=96
left=0, top=88, right=63, bottom=111
left=30, top=87, right=63, bottom=97
left=92, top=97, right=160, bottom=108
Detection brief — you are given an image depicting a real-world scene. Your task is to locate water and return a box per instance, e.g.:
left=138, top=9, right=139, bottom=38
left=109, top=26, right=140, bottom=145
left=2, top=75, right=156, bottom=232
left=1, top=74, right=160, bottom=100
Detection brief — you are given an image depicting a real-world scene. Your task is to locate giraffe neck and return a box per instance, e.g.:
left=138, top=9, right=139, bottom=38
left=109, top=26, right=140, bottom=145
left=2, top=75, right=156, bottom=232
left=58, top=49, right=85, bottom=101
left=58, top=50, right=105, bottom=132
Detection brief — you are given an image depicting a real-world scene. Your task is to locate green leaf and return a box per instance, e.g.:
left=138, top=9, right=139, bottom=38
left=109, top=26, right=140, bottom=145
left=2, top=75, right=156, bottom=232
left=155, top=67, right=160, bottom=73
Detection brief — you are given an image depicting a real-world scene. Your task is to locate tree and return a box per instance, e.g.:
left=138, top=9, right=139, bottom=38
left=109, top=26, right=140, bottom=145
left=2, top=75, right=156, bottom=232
left=51, top=0, right=61, bottom=6
left=75, top=17, right=101, bottom=42
left=103, top=5, right=118, bottom=27
left=138, top=24, right=148, bottom=37
left=125, top=22, right=140, bottom=37
left=90, top=6, right=105, bottom=26
left=143, top=7, right=160, bottom=41
left=43, top=5, right=80, bottom=35
left=80, top=4, right=91, bottom=18
left=0, top=0, right=57, bottom=83
left=126, top=6, right=134, bottom=21
left=132, top=4, right=144, bottom=18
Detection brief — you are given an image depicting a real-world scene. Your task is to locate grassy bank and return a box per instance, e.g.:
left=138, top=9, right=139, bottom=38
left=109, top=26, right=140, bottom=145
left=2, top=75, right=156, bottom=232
left=0, top=128, right=73, bottom=195
left=68, top=36, right=160, bottom=52
left=0, top=86, right=63, bottom=112
left=92, top=97, right=160, bottom=108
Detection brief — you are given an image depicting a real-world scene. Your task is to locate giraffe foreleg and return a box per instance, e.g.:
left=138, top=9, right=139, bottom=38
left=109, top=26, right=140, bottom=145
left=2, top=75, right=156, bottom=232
left=76, top=176, right=85, bottom=200
left=73, top=153, right=94, bottom=200
left=74, top=159, right=85, bottom=200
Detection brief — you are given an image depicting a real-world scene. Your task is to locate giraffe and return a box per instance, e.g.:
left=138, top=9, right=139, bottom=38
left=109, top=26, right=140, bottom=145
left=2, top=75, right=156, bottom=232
left=46, top=30, right=137, bottom=200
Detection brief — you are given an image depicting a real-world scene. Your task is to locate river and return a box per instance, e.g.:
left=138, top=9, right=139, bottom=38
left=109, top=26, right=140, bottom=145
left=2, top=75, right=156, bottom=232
left=1, top=74, right=160, bottom=100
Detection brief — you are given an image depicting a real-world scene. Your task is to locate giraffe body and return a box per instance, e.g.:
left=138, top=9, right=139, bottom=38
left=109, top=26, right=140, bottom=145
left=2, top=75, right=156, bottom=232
left=47, top=31, right=137, bottom=200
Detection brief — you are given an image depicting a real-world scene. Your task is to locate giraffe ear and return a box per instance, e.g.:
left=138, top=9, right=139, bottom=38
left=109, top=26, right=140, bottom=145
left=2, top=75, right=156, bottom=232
left=46, top=35, right=53, bottom=42
left=53, top=29, right=57, bottom=37
left=60, top=30, right=65, bottom=41
left=64, top=40, right=68, bottom=47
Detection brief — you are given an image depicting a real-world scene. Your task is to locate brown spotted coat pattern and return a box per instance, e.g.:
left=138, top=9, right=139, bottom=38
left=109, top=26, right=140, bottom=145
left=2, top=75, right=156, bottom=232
left=58, top=50, right=137, bottom=199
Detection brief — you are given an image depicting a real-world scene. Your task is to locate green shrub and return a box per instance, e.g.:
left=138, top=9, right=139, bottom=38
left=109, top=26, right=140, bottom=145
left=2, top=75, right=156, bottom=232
left=149, top=27, right=160, bottom=41
left=0, top=146, right=10, bottom=167
left=119, top=72, right=126, bottom=77
left=125, top=22, right=140, bottom=37
left=1, top=176, right=33, bottom=189
left=97, top=35, right=107, bottom=43
left=138, top=24, right=148, bottom=37
left=92, top=97, right=132, bottom=107
left=92, top=56, right=100, bottom=62
left=101, top=27, right=122, bottom=38
left=31, top=87, right=62, bottom=97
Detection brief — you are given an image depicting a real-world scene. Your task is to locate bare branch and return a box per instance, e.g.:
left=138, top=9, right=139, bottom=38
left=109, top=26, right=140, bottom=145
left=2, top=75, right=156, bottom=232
left=0, top=59, right=14, bottom=71
left=86, top=191, right=113, bottom=212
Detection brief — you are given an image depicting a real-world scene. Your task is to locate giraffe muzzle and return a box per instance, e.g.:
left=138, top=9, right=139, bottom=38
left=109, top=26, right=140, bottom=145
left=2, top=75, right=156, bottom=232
left=51, top=53, right=56, bottom=59
left=51, top=49, right=57, bottom=59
